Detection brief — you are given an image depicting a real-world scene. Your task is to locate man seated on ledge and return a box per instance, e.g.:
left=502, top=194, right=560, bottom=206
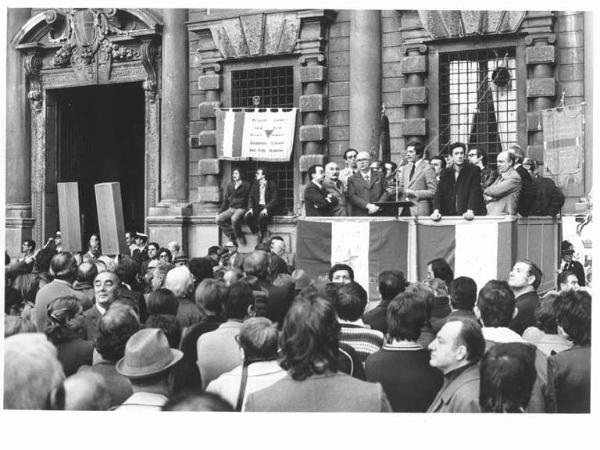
left=431, top=142, right=486, bottom=221
left=244, top=167, right=278, bottom=242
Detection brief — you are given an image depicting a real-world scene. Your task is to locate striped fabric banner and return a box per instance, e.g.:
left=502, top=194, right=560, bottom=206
left=296, top=219, right=409, bottom=299
left=216, top=110, right=245, bottom=160
left=417, top=218, right=514, bottom=293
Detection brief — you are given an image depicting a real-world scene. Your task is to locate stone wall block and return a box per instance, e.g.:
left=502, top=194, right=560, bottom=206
left=400, top=87, right=427, bottom=105
left=300, top=94, right=327, bottom=112
left=299, top=154, right=326, bottom=172
left=198, top=101, right=222, bottom=119
left=401, top=55, right=427, bottom=74
left=197, top=186, right=221, bottom=202
left=300, top=65, right=326, bottom=83
left=527, top=112, right=543, bottom=131
left=400, top=118, right=427, bottom=136
left=299, top=124, right=327, bottom=142
left=198, top=130, right=216, bottom=147
left=198, top=158, right=221, bottom=175
left=198, top=73, right=222, bottom=91
left=526, top=46, right=556, bottom=65
left=527, top=78, right=556, bottom=97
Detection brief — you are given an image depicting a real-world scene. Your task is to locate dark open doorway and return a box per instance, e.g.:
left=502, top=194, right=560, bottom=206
left=53, top=82, right=145, bottom=249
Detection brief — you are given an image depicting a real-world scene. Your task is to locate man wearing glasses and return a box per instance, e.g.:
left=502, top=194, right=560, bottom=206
left=347, top=151, right=387, bottom=216
left=467, top=147, right=497, bottom=190
left=339, top=148, right=359, bottom=188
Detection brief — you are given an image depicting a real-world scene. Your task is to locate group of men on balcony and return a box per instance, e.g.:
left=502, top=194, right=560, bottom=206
left=303, top=142, right=564, bottom=220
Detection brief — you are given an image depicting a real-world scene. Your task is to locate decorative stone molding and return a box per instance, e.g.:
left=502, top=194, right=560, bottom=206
left=417, top=10, right=526, bottom=40
left=140, top=40, right=160, bottom=102
left=209, top=12, right=300, bottom=59
left=23, top=51, right=43, bottom=112
left=11, top=8, right=163, bottom=240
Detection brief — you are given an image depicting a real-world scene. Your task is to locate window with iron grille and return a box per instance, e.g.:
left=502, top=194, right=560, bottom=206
left=231, top=66, right=295, bottom=215
left=439, top=47, right=517, bottom=168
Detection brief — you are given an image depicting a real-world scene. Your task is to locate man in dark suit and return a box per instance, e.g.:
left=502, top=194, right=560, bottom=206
left=507, top=259, right=541, bottom=336
left=347, top=151, right=388, bottom=216
left=508, top=144, right=536, bottom=217
left=244, top=167, right=278, bottom=241
left=303, top=164, right=338, bottom=216
left=323, top=162, right=348, bottom=216
left=431, top=142, right=486, bottom=221
left=84, top=271, right=121, bottom=341
left=547, top=290, right=591, bottom=413
left=524, top=159, right=565, bottom=216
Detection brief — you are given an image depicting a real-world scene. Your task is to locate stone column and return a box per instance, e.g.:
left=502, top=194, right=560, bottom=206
left=156, top=8, right=190, bottom=210
left=5, top=8, right=34, bottom=260
left=147, top=9, right=191, bottom=253
left=349, top=10, right=382, bottom=156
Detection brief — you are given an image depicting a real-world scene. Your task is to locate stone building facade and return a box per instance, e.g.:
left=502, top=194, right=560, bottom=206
left=5, top=9, right=593, bottom=259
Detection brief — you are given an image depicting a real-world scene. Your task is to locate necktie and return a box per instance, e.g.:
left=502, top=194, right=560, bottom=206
left=409, top=164, right=415, bottom=180
left=364, top=173, right=370, bottom=183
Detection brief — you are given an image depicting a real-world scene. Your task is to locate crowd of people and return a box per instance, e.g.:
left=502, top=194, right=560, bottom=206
left=4, top=227, right=591, bottom=413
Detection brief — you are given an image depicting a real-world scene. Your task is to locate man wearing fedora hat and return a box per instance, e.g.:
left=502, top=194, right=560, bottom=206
left=114, top=328, right=183, bottom=410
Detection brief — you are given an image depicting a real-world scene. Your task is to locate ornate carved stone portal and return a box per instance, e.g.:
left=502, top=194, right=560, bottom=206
left=11, top=8, right=164, bottom=243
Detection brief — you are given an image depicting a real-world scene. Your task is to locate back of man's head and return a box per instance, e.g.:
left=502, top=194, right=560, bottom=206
left=77, top=261, right=98, bottom=284
left=334, top=281, right=368, bottom=321
left=450, top=276, right=478, bottom=311
left=96, top=304, right=140, bottom=362
left=194, top=278, right=226, bottom=316
left=188, top=257, right=214, bottom=285
left=4, top=333, right=65, bottom=409
left=242, top=251, right=270, bottom=280
left=115, top=256, right=140, bottom=285
left=145, top=314, right=182, bottom=349
left=378, top=270, right=406, bottom=301
left=164, top=266, right=194, bottom=299
left=387, top=292, right=427, bottom=342
left=49, top=252, right=77, bottom=282
left=147, top=288, right=179, bottom=316
left=162, top=391, right=233, bottom=411
left=223, top=281, right=254, bottom=320
left=239, top=317, right=279, bottom=361
left=64, top=371, right=111, bottom=411
left=476, top=280, right=516, bottom=327
left=479, top=342, right=537, bottom=413
left=508, top=144, right=525, bottom=163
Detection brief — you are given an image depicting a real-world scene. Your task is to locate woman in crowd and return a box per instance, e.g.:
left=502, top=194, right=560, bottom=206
left=45, top=295, right=94, bottom=376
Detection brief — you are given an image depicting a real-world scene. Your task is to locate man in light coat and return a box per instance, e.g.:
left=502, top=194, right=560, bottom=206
left=393, top=141, right=437, bottom=216
left=484, top=151, right=522, bottom=215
